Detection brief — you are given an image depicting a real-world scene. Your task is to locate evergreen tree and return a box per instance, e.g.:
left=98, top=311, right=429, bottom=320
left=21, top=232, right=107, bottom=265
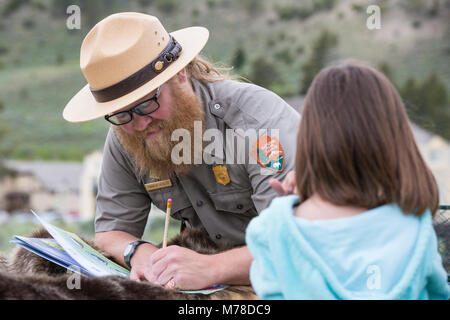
left=232, top=46, right=246, bottom=70
left=300, top=29, right=338, bottom=94
left=249, top=56, right=280, bottom=89
left=377, top=61, right=393, bottom=82
left=401, top=73, right=450, bottom=140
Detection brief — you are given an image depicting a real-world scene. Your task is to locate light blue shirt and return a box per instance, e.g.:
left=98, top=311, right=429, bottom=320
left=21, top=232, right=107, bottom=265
left=246, top=195, right=449, bottom=300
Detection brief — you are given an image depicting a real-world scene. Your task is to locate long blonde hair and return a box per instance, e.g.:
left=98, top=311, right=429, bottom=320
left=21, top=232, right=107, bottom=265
left=186, top=55, right=241, bottom=82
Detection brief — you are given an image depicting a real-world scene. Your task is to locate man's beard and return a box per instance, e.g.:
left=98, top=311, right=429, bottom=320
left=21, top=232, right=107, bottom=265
left=113, top=81, right=204, bottom=179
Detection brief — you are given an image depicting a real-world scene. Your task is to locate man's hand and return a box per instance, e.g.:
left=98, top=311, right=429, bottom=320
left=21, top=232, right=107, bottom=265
left=129, top=243, right=158, bottom=282
left=269, top=170, right=297, bottom=196
left=129, top=244, right=214, bottom=289
left=148, top=245, right=216, bottom=290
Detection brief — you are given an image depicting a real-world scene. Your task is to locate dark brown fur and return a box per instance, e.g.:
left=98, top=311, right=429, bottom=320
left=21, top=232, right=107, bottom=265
left=0, top=228, right=256, bottom=300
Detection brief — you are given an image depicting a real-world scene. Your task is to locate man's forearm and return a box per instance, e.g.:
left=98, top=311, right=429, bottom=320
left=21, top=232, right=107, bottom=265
left=94, top=230, right=158, bottom=268
left=211, top=246, right=253, bottom=285
left=96, top=231, right=253, bottom=287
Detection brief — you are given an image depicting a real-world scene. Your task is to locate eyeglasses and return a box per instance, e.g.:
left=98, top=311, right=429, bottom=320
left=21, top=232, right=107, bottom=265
left=104, top=86, right=162, bottom=126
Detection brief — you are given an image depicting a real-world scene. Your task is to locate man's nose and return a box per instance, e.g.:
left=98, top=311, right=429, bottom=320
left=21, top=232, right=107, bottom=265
left=132, top=113, right=153, bottom=132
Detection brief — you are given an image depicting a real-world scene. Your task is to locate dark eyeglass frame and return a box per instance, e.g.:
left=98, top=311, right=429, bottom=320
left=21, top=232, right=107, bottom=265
left=104, top=85, right=162, bottom=126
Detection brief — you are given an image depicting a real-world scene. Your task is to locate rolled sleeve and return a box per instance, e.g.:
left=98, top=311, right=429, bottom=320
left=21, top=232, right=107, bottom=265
left=94, top=128, right=152, bottom=238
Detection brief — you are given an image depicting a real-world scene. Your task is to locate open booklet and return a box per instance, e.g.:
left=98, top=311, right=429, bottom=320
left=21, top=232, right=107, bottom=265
left=11, top=210, right=228, bottom=295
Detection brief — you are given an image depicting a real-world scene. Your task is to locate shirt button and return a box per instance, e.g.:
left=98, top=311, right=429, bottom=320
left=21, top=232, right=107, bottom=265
left=196, top=200, right=203, bottom=207
left=215, top=234, right=222, bottom=240
left=213, top=103, right=221, bottom=110
left=237, top=204, right=243, bottom=210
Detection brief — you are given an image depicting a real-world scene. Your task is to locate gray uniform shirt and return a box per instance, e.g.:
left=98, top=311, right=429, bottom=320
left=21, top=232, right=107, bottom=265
left=95, top=79, right=300, bottom=246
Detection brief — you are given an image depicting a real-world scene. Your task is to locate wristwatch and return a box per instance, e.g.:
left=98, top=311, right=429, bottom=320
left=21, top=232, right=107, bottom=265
left=124, top=240, right=149, bottom=269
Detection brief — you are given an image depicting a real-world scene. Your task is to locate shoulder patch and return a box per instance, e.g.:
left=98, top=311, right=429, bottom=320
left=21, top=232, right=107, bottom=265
left=250, top=135, right=285, bottom=172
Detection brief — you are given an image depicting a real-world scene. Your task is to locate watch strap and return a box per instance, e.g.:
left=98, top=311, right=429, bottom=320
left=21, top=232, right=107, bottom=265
left=124, top=240, right=149, bottom=269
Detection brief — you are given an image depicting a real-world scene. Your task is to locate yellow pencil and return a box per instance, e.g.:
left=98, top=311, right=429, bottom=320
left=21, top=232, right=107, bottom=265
left=163, top=198, right=172, bottom=248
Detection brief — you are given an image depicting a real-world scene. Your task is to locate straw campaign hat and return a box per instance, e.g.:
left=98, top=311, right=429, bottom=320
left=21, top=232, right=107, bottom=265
left=63, top=12, right=209, bottom=122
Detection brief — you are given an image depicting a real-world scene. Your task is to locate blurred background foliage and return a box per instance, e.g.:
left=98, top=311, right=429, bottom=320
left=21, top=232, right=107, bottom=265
left=0, top=0, right=449, bottom=164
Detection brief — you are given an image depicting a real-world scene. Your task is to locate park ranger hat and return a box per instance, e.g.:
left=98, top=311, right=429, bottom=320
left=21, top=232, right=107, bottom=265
left=63, top=12, right=209, bottom=122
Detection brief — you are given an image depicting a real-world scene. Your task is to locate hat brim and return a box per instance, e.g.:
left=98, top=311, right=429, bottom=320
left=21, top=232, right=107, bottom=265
left=63, top=26, right=209, bottom=123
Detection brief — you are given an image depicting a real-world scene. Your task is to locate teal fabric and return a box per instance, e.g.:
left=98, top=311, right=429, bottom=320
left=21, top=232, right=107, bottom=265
left=246, top=195, right=450, bottom=300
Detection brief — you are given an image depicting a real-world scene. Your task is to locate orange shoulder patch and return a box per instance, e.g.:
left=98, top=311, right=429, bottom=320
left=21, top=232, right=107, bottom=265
left=250, top=135, right=285, bottom=172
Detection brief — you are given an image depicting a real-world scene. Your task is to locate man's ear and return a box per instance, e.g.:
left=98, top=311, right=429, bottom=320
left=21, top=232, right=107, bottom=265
left=176, top=68, right=187, bottom=83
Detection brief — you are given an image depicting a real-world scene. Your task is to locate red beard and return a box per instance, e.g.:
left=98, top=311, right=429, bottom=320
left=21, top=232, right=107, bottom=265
left=114, top=80, right=204, bottom=179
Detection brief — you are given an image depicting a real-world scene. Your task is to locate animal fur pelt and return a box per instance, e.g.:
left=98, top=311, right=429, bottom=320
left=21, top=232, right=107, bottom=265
left=0, top=228, right=256, bottom=300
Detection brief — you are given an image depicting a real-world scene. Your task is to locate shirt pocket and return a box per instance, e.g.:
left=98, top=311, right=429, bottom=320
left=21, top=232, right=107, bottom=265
left=145, top=180, right=192, bottom=219
left=208, top=188, right=257, bottom=217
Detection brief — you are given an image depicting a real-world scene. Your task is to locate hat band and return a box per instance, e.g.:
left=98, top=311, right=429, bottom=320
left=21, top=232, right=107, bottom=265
left=89, top=36, right=182, bottom=103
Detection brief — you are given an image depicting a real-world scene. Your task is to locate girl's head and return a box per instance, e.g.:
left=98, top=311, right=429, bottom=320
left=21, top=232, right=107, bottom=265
left=295, top=62, right=439, bottom=216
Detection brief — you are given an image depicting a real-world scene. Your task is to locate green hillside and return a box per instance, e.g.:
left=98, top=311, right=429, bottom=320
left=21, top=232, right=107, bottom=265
left=0, top=0, right=449, bottom=161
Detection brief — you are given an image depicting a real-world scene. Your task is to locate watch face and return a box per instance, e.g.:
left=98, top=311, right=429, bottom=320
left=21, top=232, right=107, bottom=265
left=124, top=244, right=132, bottom=256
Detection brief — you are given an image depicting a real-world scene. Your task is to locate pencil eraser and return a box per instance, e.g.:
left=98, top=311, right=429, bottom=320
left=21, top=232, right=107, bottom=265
left=168, top=198, right=172, bottom=203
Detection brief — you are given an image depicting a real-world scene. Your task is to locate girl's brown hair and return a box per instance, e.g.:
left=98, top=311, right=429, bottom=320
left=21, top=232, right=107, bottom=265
left=295, top=62, right=439, bottom=216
